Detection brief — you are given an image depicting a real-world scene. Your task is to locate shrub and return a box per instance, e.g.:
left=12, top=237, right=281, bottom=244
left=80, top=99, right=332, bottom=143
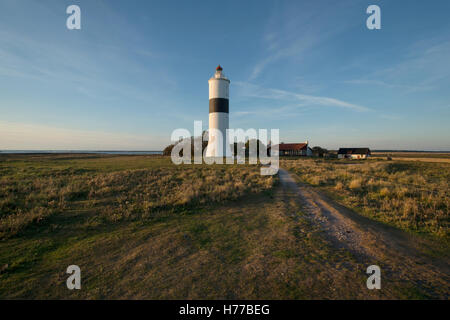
left=379, top=187, right=390, bottom=197
left=335, top=181, right=344, bottom=190
left=349, top=179, right=362, bottom=190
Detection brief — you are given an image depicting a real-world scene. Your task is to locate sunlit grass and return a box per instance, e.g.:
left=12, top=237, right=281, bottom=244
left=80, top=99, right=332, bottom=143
left=282, top=158, right=449, bottom=238
left=0, top=155, right=275, bottom=238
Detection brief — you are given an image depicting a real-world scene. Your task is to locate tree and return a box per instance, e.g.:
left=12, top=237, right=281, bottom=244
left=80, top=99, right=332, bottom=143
left=244, top=139, right=267, bottom=158
left=163, top=144, right=175, bottom=156
left=163, top=134, right=208, bottom=157
left=312, top=146, right=328, bottom=157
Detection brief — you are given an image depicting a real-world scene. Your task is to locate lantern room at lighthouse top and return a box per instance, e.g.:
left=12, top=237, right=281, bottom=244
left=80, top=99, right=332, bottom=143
left=211, top=65, right=230, bottom=81
left=209, top=65, right=230, bottom=100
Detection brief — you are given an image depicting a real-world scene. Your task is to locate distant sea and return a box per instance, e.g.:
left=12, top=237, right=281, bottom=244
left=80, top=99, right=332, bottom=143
left=0, top=150, right=163, bottom=155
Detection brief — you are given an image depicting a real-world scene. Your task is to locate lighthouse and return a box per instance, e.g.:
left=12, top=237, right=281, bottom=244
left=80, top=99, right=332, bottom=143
left=205, top=65, right=232, bottom=157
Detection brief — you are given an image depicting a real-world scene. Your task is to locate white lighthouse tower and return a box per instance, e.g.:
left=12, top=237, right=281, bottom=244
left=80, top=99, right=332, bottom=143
left=206, top=65, right=232, bottom=158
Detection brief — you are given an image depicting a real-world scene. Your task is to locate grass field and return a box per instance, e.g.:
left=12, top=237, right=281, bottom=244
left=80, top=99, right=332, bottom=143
left=0, top=154, right=448, bottom=299
left=0, top=154, right=275, bottom=239
left=282, top=158, right=450, bottom=238
left=0, top=154, right=283, bottom=298
left=370, top=152, right=450, bottom=163
left=371, top=152, right=450, bottom=159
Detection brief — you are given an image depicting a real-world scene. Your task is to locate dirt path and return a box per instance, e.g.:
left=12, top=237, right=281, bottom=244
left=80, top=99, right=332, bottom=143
left=278, top=168, right=450, bottom=299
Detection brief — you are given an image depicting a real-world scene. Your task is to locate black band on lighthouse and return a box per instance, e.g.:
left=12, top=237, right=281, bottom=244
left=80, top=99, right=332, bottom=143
left=209, top=98, right=229, bottom=113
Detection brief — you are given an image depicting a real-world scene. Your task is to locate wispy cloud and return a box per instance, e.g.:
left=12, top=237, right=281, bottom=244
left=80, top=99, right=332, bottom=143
left=343, top=79, right=432, bottom=92
left=379, top=114, right=401, bottom=121
left=233, top=111, right=258, bottom=117
left=362, top=39, right=450, bottom=93
left=249, top=27, right=320, bottom=81
left=249, top=1, right=359, bottom=80
left=232, top=104, right=309, bottom=121
left=235, top=81, right=371, bottom=112
left=0, top=27, right=179, bottom=110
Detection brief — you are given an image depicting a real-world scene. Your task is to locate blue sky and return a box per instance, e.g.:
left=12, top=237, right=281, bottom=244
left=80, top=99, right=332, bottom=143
left=0, top=0, right=449, bottom=150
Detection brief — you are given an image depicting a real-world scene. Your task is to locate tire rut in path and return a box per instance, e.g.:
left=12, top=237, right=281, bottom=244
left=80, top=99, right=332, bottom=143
left=278, top=168, right=450, bottom=299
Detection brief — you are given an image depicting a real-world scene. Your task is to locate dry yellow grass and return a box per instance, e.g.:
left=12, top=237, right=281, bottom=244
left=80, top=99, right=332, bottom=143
left=0, top=155, right=275, bottom=238
left=282, top=159, right=449, bottom=237
left=372, top=157, right=450, bottom=163
left=0, top=155, right=448, bottom=299
left=390, top=157, right=450, bottom=163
